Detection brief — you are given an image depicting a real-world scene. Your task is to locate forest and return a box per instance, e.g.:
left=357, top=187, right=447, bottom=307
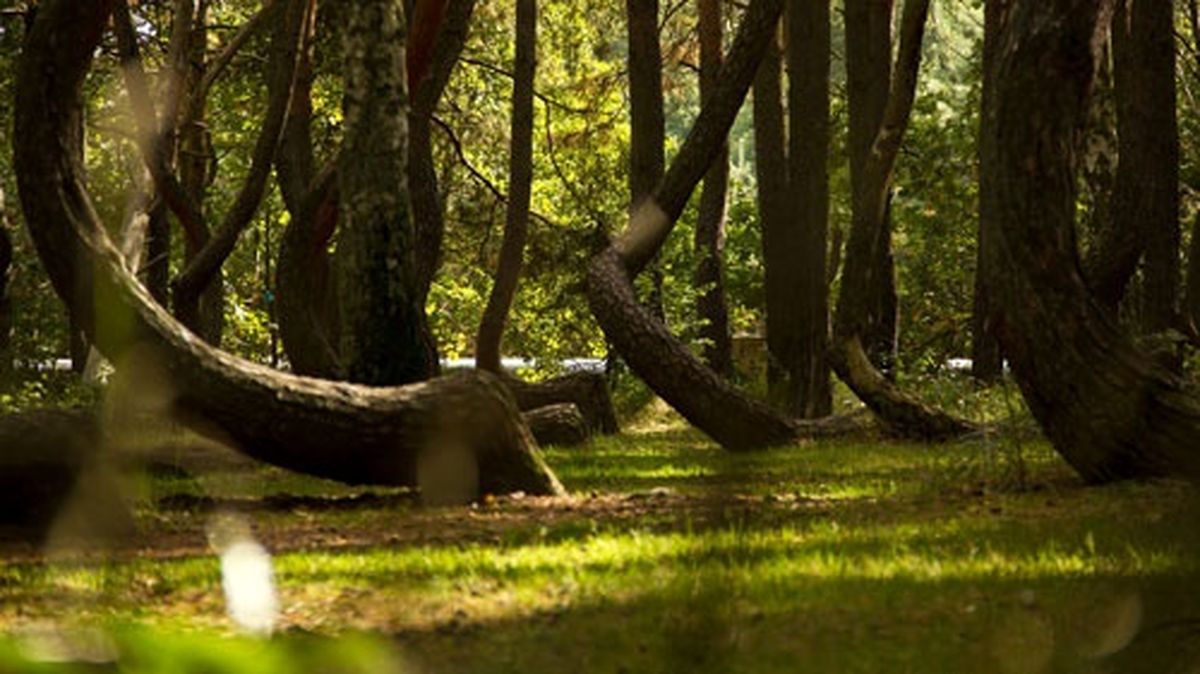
left=0, top=0, right=1199, bottom=671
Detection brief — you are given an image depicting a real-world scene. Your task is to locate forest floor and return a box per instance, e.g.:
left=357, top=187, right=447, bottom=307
left=0, top=406, right=1198, bottom=673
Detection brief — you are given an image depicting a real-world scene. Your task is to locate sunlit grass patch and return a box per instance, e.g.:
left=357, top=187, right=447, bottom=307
left=0, top=427, right=1196, bottom=672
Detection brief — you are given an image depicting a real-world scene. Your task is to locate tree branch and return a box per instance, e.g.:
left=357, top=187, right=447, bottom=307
left=170, top=0, right=309, bottom=311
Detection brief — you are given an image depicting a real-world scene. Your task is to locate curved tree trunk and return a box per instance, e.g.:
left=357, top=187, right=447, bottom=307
left=472, top=0, right=620, bottom=438
left=271, top=0, right=344, bottom=377
left=408, top=0, right=478, bottom=290
left=114, top=0, right=297, bottom=345
left=844, top=0, right=899, bottom=377
left=829, top=0, right=975, bottom=440
left=693, top=0, right=733, bottom=378
left=476, top=0, right=536, bottom=373
left=276, top=168, right=341, bottom=376
left=1116, top=0, right=1179, bottom=336
left=587, top=0, right=868, bottom=450
left=983, top=0, right=1200, bottom=483
left=167, top=0, right=302, bottom=342
left=17, top=2, right=93, bottom=375
left=1084, top=0, right=1179, bottom=325
left=1185, top=3, right=1200, bottom=335
left=13, top=0, right=564, bottom=497
left=1081, top=2, right=1179, bottom=331
left=408, top=0, right=478, bottom=375
left=178, top=0, right=226, bottom=345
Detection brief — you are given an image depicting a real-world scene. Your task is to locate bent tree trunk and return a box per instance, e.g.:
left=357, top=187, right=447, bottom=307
left=14, top=0, right=563, bottom=497
left=829, top=0, right=974, bottom=440
left=1083, top=0, right=1179, bottom=326
left=408, top=0, right=478, bottom=375
left=272, top=0, right=343, bottom=378
left=472, top=0, right=620, bottom=438
left=983, top=0, right=1200, bottom=482
left=844, top=0, right=899, bottom=377
left=587, top=0, right=865, bottom=450
left=468, top=0, right=619, bottom=436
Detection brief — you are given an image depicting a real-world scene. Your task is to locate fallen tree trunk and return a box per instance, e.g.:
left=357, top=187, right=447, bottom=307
left=503, top=371, right=619, bottom=435
left=523, top=403, right=589, bottom=448
left=12, top=0, right=564, bottom=498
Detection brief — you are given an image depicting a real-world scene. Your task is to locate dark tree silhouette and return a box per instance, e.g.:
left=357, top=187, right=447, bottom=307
left=982, top=0, right=1200, bottom=483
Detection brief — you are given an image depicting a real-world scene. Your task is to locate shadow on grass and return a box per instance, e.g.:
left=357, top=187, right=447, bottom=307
left=388, top=565, right=1200, bottom=674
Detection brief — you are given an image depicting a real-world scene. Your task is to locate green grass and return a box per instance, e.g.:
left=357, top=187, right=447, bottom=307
left=1, top=425, right=1197, bottom=673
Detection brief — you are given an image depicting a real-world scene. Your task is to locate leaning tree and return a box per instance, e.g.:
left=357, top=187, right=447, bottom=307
left=12, top=0, right=563, bottom=498
left=981, top=0, right=1200, bottom=482
left=587, top=0, right=868, bottom=451
left=587, top=0, right=971, bottom=450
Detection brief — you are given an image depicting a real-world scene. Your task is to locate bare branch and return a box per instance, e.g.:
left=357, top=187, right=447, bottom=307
left=179, top=0, right=283, bottom=136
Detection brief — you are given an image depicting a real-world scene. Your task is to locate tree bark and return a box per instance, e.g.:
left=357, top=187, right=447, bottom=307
left=16, top=1, right=94, bottom=376
left=409, top=0, right=476, bottom=300
left=169, top=0, right=307, bottom=338
left=179, top=0, right=226, bottom=345
left=336, top=0, right=434, bottom=385
left=0, top=190, right=12, bottom=380
left=1084, top=0, right=1179, bottom=326
left=522, top=403, right=588, bottom=448
left=476, top=0, right=536, bottom=373
left=828, top=0, right=974, bottom=440
left=12, top=0, right=565, bottom=498
left=502, top=371, right=619, bottom=435
left=588, top=0, right=870, bottom=450
left=272, top=0, right=343, bottom=377
left=144, top=201, right=172, bottom=307
left=753, top=30, right=796, bottom=410
left=408, top=0, right=477, bottom=375
left=844, top=0, right=898, bottom=376
left=626, top=0, right=667, bottom=321
left=784, top=0, right=832, bottom=417
left=970, top=0, right=1005, bottom=384
left=1188, top=210, right=1200, bottom=333
left=407, top=0, right=449, bottom=93
left=1185, top=2, right=1200, bottom=334
left=1116, top=0, right=1179, bottom=335
left=983, top=0, right=1200, bottom=483
left=693, top=0, right=734, bottom=378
